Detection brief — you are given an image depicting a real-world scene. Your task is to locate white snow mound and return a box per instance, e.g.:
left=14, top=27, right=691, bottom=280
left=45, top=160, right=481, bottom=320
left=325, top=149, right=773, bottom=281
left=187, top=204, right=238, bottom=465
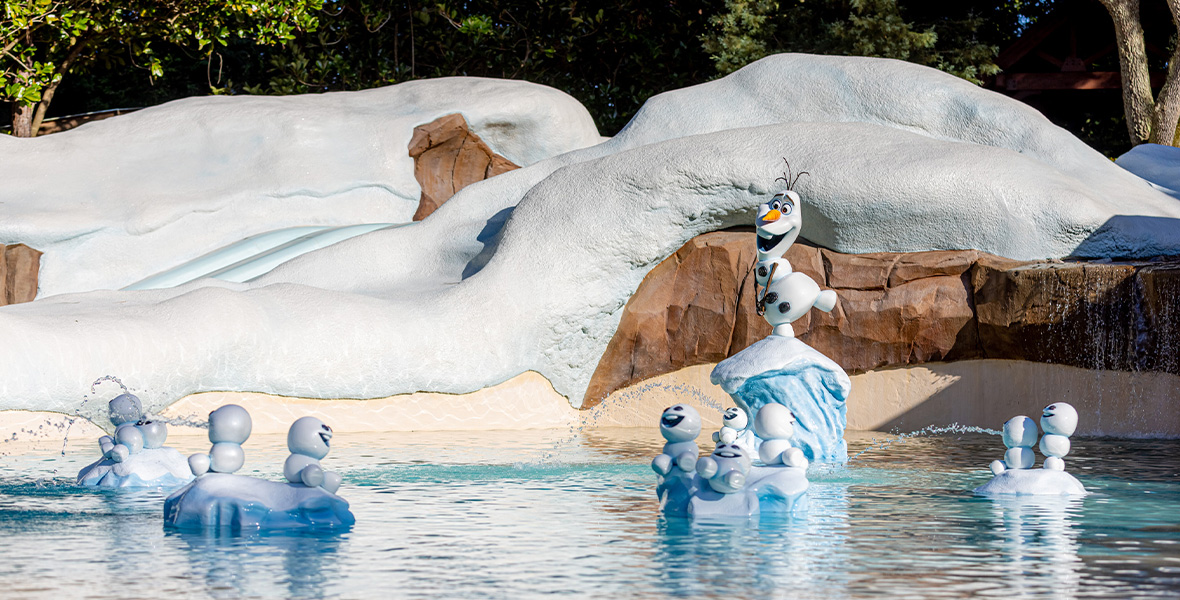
left=0, top=78, right=601, bottom=297
left=3, top=54, right=1180, bottom=418
left=1116, top=143, right=1180, bottom=199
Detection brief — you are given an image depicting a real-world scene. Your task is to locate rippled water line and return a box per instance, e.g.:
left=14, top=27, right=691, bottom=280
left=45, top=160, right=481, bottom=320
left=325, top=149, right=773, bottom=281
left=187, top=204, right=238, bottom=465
left=848, top=423, right=1002, bottom=463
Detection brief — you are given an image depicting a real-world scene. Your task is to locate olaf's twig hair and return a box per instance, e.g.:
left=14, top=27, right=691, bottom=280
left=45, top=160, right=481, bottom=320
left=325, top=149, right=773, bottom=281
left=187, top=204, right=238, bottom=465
left=775, top=157, right=809, bottom=191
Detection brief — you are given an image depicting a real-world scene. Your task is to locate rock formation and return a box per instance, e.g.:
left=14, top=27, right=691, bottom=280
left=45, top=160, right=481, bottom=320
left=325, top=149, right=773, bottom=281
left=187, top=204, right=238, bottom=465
left=408, top=113, right=520, bottom=220
left=0, top=244, right=40, bottom=305
left=585, top=231, right=1180, bottom=407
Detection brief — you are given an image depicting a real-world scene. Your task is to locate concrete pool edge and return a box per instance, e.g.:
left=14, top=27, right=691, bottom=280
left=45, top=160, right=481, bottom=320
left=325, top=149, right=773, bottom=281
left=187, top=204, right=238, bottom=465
left=2, top=359, right=1177, bottom=440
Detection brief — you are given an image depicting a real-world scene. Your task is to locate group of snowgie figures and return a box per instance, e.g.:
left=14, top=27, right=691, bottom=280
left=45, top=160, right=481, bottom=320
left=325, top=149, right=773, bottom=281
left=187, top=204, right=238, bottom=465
left=650, top=164, right=1087, bottom=517
left=78, top=393, right=355, bottom=529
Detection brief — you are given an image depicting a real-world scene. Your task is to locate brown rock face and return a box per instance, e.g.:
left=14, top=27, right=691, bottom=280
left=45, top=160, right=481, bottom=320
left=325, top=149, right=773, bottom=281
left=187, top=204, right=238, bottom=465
left=584, top=231, right=1180, bottom=407
left=0, top=244, right=41, bottom=305
left=408, top=113, right=519, bottom=221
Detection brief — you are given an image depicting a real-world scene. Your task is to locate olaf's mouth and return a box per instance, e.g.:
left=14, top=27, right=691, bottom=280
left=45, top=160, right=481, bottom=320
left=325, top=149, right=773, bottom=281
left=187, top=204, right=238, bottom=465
left=757, top=232, right=788, bottom=252
left=662, top=414, right=684, bottom=428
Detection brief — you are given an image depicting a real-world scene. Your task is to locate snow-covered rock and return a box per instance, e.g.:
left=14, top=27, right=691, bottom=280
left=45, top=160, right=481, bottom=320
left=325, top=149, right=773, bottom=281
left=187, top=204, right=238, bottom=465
left=0, top=78, right=601, bottom=297
left=1116, top=143, right=1180, bottom=199
left=164, top=473, right=355, bottom=531
left=3, top=54, right=1180, bottom=417
left=974, top=468, right=1087, bottom=496
left=77, top=447, right=193, bottom=488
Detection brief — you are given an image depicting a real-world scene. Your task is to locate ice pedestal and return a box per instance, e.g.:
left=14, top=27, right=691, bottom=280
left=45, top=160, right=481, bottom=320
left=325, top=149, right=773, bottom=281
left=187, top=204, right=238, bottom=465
left=77, top=447, right=193, bottom=488
left=974, top=468, right=1087, bottom=496
left=711, top=335, right=852, bottom=463
left=662, top=465, right=809, bottom=519
left=164, top=473, right=356, bottom=532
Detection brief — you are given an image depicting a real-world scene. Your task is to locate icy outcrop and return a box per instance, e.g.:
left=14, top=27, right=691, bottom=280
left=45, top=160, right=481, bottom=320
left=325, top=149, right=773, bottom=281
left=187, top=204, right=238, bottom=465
left=77, top=447, right=193, bottom=488
left=711, top=336, right=851, bottom=463
left=3, top=54, right=1180, bottom=416
left=164, top=473, right=355, bottom=531
left=0, top=78, right=601, bottom=297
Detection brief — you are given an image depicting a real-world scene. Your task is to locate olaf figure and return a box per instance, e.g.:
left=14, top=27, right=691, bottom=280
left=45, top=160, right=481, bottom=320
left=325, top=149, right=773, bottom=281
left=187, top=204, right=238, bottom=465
left=1039, top=402, right=1078, bottom=471
left=760, top=271, right=838, bottom=337
left=284, top=416, right=343, bottom=493
left=188, top=404, right=252, bottom=476
left=755, top=160, right=806, bottom=263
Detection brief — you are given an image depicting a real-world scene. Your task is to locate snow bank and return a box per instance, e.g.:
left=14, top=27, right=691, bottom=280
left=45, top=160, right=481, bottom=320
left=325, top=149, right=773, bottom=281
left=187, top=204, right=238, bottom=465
left=3, top=54, right=1180, bottom=418
left=1116, top=143, right=1180, bottom=199
left=0, top=78, right=601, bottom=297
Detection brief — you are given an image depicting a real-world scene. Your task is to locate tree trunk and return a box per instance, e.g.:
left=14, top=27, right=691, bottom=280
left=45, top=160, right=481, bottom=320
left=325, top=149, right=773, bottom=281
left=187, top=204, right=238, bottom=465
left=1150, top=0, right=1180, bottom=146
left=11, top=102, right=35, bottom=138
left=30, top=80, right=62, bottom=135
left=1100, top=0, right=1155, bottom=145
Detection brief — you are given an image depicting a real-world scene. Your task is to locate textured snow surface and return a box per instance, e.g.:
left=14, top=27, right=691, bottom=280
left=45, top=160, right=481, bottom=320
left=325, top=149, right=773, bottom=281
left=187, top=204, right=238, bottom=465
left=3, top=54, right=1180, bottom=417
left=974, top=468, right=1087, bottom=496
left=76, top=447, right=194, bottom=488
left=0, top=78, right=601, bottom=297
left=164, top=473, right=355, bottom=531
left=1116, top=143, right=1180, bottom=199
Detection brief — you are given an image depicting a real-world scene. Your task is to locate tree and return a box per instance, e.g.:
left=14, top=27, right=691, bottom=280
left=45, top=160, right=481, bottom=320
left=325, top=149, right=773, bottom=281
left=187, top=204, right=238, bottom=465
left=1, top=0, right=321, bottom=137
left=700, top=0, right=1005, bottom=84
left=1098, top=0, right=1180, bottom=146
left=237, top=1, right=717, bottom=134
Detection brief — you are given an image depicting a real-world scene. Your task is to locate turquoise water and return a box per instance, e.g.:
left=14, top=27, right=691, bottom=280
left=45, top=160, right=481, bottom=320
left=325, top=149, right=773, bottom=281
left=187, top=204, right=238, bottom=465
left=0, top=429, right=1178, bottom=599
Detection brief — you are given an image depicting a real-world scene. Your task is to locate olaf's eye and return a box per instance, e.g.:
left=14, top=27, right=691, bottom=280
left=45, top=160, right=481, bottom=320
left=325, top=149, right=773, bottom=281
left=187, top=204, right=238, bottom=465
left=764, top=292, right=778, bottom=305
left=778, top=301, right=792, bottom=314
left=782, top=199, right=794, bottom=215
left=771, top=200, right=781, bottom=211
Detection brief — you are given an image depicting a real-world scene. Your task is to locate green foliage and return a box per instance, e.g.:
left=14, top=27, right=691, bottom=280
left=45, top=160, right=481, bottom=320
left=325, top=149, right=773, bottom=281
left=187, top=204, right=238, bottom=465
left=239, top=1, right=717, bottom=134
left=702, top=0, right=779, bottom=75
left=700, top=0, right=1004, bottom=85
left=2, top=0, right=321, bottom=134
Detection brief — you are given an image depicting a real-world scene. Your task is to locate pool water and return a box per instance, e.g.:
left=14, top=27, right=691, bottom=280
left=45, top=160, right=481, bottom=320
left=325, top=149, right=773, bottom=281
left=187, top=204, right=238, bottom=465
left=1, top=428, right=1178, bottom=599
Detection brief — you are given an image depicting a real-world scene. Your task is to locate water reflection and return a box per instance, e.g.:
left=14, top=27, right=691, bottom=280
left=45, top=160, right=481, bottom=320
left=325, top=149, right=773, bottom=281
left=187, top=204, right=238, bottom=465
left=652, top=478, right=852, bottom=599
left=984, top=495, right=1083, bottom=600
left=170, top=529, right=347, bottom=600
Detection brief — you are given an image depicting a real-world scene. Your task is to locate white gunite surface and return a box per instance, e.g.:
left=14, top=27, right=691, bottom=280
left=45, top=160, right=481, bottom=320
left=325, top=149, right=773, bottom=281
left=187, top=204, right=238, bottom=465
left=1116, top=143, right=1180, bottom=198
left=4, top=54, right=1180, bottom=418
left=0, top=78, right=601, bottom=297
